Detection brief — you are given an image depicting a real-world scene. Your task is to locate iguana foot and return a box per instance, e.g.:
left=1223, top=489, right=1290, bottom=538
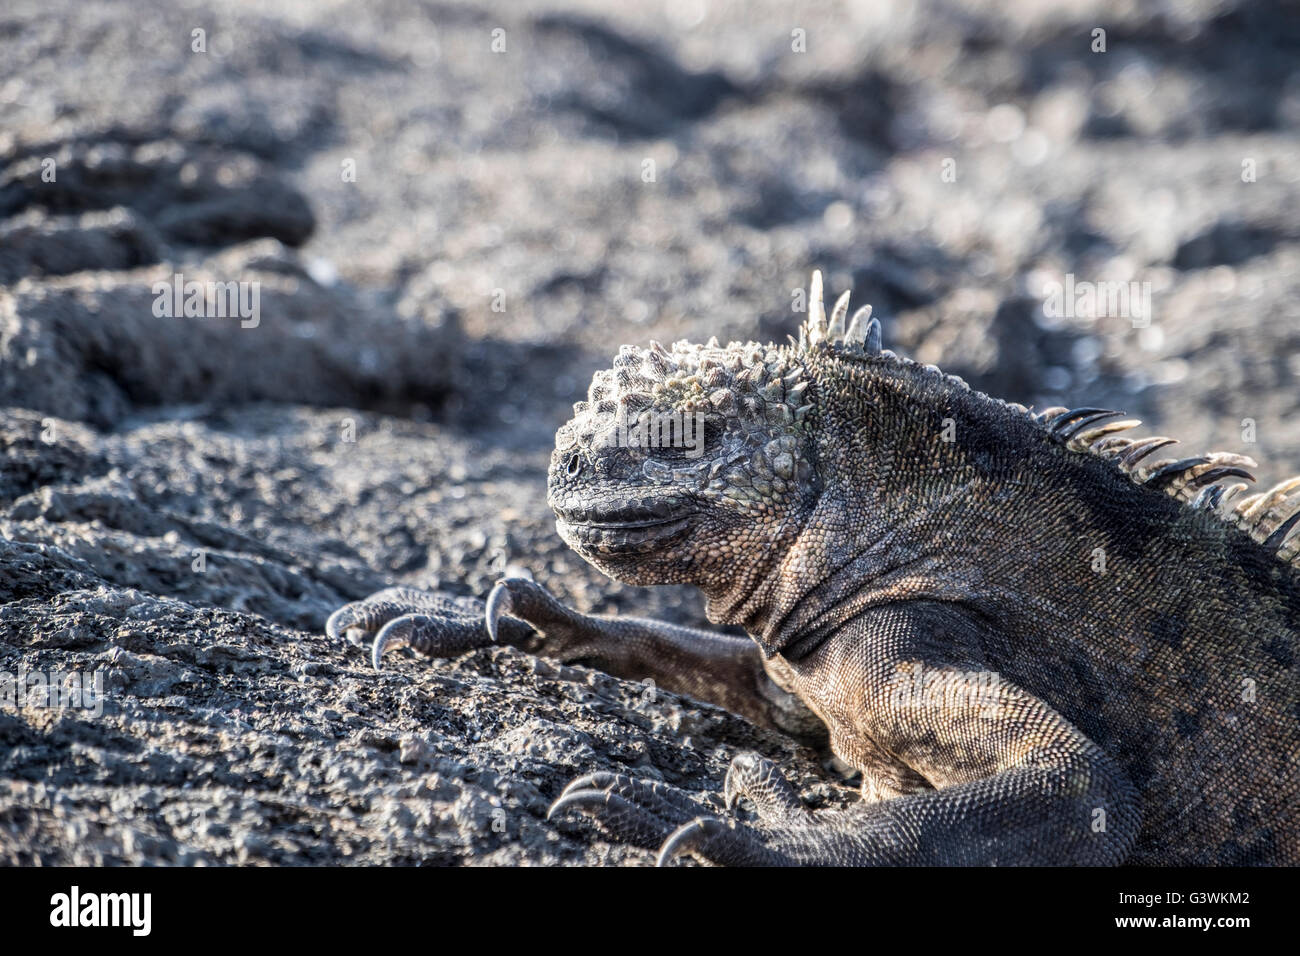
left=326, top=585, right=533, bottom=668
left=326, top=576, right=657, bottom=669
left=550, top=753, right=807, bottom=866
left=548, top=771, right=715, bottom=850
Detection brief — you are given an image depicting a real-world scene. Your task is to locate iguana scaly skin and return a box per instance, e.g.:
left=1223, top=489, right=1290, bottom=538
left=329, top=272, right=1300, bottom=865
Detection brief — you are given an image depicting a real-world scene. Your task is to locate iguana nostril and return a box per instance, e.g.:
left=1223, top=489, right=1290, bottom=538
left=566, top=452, right=582, bottom=477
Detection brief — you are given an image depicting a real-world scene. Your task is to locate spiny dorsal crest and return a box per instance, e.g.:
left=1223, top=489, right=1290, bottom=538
left=800, top=269, right=882, bottom=354
left=804, top=269, right=1300, bottom=570
left=1033, top=405, right=1300, bottom=568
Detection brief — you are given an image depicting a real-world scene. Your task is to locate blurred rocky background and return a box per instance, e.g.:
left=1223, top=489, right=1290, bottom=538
left=0, top=0, right=1297, bottom=864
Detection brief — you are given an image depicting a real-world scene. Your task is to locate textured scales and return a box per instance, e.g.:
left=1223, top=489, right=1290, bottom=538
left=330, top=272, right=1299, bottom=865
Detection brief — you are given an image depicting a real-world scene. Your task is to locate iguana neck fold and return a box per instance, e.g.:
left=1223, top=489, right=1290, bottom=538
left=699, top=350, right=994, bottom=658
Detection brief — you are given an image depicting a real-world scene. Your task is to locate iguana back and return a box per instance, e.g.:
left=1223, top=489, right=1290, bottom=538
left=806, top=348, right=1300, bottom=863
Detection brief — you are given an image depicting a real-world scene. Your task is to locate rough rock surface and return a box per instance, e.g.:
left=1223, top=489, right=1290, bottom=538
left=0, top=0, right=1297, bottom=864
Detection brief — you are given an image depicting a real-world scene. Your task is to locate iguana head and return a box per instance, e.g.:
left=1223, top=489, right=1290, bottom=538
left=547, top=271, right=879, bottom=591
left=547, top=336, right=817, bottom=588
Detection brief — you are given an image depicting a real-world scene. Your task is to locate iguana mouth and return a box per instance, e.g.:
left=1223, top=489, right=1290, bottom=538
left=556, top=499, right=691, bottom=529
left=555, top=499, right=695, bottom=553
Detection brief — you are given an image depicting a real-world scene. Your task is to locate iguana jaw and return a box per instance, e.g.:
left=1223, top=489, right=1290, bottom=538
left=554, top=497, right=697, bottom=556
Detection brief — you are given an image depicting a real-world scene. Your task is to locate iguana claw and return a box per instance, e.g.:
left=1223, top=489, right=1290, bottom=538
left=547, top=788, right=610, bottom=821
left=555, top=772, right=611, bottom=802
left=325, top=604, right=370, bottom=647
left=657, top=816, right=727, bottom=866
left=723, top=770, right=741, bottom=811
left=371, top=616, right=416, bottom=669
left=549, top=773, right=634, bottom=819
left=484, top=578, right=515, bottom=643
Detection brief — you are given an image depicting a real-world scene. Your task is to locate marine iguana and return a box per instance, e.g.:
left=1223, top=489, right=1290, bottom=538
left=328, top=272, right=1300, bottom=865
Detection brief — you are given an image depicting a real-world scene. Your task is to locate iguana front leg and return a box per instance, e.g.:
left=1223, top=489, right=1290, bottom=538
left=327, top=579, right=822, bottom=741
left=553, top=602, right=1142, bottom=865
